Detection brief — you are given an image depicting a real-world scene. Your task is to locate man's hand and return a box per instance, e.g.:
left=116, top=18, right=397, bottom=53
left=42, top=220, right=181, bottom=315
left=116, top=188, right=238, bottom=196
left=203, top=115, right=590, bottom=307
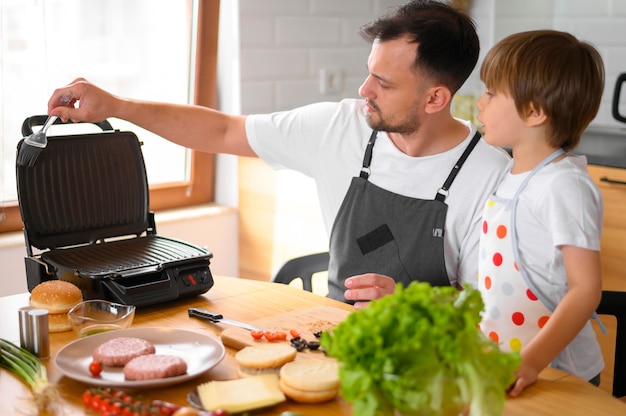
left=344, top=273, right=397, bottom=309
left=48, top=78, right=120, bottom=123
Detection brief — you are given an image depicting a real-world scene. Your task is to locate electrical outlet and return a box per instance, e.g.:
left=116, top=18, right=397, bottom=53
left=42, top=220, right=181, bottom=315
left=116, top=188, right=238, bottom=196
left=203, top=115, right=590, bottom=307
left=319, top=68, right=341, bottom=95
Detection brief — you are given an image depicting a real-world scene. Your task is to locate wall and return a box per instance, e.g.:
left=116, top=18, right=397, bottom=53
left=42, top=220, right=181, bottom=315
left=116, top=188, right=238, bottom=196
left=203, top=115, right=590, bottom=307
left=487, top=0, right=626, bottom=128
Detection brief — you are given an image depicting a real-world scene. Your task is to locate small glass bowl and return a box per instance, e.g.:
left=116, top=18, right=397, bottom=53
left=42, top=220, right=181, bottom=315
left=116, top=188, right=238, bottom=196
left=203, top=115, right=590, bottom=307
left=68, top=300, right=135, bottom=337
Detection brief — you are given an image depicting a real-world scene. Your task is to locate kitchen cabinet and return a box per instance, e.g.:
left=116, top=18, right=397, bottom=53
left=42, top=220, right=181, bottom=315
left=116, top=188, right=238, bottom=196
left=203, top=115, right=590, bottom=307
left=588, top=165, right=626, bottom=292
left=588, top=164, right=626, bottom=396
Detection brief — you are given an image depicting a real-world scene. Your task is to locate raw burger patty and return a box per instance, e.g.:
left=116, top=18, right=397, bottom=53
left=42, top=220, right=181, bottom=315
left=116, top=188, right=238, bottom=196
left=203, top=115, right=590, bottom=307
left=93, top=337, right=156, bottom=367
left=124, top=354, right=188, bottom=380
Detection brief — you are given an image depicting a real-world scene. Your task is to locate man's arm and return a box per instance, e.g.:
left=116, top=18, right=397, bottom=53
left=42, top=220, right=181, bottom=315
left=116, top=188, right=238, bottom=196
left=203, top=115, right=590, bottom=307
left=48, top=78, right=255, bottom=157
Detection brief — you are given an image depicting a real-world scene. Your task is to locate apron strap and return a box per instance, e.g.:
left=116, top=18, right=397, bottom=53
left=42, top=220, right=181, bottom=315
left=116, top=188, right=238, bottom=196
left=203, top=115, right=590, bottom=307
left=360, top=130, right=482, bottom=196
left=360, top=130, right=379, bottom=179
left=510, top=148, right=565, bottom=312
left=435, top=131, right=482, bottom=202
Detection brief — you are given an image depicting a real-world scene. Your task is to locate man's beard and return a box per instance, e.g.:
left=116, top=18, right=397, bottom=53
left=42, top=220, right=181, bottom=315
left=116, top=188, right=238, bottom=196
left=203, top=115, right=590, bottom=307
left=365, top=100, right=420, bottom=134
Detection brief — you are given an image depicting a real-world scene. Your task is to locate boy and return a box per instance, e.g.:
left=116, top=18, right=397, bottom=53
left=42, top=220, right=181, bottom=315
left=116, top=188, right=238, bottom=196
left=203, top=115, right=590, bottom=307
left=476, top=30, right=605, bottom=396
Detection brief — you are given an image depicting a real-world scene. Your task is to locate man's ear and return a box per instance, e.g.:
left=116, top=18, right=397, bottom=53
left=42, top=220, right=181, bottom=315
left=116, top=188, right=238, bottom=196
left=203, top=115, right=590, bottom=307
left=424, top=85, right=452, bottom=114
left=524, top=103, right=548, bottom=127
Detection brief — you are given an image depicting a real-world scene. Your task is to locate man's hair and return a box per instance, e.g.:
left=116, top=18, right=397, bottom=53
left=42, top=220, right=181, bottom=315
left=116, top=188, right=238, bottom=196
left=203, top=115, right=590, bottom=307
left=359, top=0, right=479, bottom=94
left=481, top=30, right=605, bottom=150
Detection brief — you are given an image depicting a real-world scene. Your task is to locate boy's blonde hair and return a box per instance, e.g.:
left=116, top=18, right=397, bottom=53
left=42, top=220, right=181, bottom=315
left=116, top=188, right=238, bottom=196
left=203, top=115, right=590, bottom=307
left=480, top=30, right=604, bottom=150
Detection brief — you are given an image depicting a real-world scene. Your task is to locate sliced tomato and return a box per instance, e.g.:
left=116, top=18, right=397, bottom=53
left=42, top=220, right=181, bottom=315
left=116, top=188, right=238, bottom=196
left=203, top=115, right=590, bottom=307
left=289, top=329, right=300, bottom=338
left=250, top=330, right=264, bottom=340
left=263, top=331, right=278, bottom=341
left=274, top=331, right=287, bottom=341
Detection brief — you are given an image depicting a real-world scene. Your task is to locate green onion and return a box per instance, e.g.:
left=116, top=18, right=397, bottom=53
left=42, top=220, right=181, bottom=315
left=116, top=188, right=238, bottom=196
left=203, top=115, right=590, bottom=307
left=0, top=338, right=61, bottom=414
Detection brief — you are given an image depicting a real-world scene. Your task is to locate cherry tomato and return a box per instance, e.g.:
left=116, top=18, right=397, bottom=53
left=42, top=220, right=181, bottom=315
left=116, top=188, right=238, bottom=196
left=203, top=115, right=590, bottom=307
left=274, top=331, right=287, bottom=341
left=89, top=360, right=103, bottom=377
left=82, top=390, right=93, bottom=407
left=289, top=329, right=300, bottom=338
left=263, top=331, right=278, bottom=341
left=250, top=330, right=264, bottom=340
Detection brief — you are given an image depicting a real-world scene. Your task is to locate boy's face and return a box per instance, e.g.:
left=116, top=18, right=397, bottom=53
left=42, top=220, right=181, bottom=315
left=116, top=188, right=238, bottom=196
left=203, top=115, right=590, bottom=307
left=476, top=88, right=528, bottom=148
left=358, top=37, right=431, bottom=134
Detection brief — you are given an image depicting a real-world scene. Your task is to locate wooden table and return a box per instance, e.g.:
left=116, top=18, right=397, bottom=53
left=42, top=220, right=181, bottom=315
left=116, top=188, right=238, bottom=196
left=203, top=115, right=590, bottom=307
left=1, top=275, right=624, bottom=415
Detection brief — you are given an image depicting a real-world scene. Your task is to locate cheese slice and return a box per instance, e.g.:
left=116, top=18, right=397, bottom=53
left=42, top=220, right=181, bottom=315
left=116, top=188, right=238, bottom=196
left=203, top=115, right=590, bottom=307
left=197, top=374, right=286, bottom=413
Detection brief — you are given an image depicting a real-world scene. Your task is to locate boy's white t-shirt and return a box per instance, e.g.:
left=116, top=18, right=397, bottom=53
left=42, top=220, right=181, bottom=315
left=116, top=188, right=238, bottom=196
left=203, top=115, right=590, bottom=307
left=494, top=154, right=604, bottom=380
left=246, top=99, right=510, bottom=287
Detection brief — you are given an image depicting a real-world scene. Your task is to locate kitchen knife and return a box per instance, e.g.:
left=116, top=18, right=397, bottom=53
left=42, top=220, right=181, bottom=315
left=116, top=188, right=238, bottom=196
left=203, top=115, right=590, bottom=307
left=188, top=307, right=266, bottom=331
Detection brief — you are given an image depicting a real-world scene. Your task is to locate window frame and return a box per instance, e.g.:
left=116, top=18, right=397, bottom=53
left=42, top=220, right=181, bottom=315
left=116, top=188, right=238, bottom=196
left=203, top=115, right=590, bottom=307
left=0, top=0, right=219, bottom=234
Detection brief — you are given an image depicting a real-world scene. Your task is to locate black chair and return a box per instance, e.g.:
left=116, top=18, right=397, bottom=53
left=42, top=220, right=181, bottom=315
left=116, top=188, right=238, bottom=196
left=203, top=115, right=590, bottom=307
left=597, top=290, right=626, bottom=398
left=271, top=252, right=330, bottom=292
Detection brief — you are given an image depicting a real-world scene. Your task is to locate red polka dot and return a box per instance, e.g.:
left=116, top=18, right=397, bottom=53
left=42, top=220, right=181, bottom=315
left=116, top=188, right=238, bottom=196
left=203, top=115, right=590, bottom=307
left=526, top=289, right=537, bottom=301
left=514, top=262, right=519, bottom=272
left=489, top=331, right=499, bottom=343
left=492, top=253, right=503, bottom=266
left=484, top=276, right=492, bottom=290
left=512, top=312, right=525, bottom=326
left=496, top=225, right=507, bottom=239
left=538, top=316, right=549, bottom=328
left=482, top=220, right=488, bottom=234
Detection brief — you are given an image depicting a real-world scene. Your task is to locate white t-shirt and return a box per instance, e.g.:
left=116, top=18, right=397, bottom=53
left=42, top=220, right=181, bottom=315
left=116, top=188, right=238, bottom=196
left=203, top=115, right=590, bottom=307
left=494, top=154, right=604, bottom=380
left=246, top=99, right=510, bottom=287
left=496, top=154, right=604, bottom=380
left=496, top=154, right=603, bottom=293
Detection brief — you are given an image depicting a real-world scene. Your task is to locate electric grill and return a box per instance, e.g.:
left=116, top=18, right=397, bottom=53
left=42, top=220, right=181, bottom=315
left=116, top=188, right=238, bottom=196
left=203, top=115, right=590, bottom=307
left=15, top=116, right=214, bottom=307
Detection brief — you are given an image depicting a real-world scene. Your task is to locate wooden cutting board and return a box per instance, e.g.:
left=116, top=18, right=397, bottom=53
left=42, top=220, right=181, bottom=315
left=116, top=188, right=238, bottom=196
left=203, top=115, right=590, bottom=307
left=220, top=305, right=351, bottom=353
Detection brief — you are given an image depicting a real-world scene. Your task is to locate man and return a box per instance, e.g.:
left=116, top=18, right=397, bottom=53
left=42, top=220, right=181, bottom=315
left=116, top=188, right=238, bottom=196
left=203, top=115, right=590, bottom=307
left=48, top=1, right=509, bottom=308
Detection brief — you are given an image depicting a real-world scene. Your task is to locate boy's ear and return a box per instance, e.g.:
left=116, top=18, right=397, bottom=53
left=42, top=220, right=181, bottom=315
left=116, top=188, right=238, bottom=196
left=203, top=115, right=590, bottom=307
left=525, top=103, right=548, bottom=127
left=424, top=85, right=452, bottom=114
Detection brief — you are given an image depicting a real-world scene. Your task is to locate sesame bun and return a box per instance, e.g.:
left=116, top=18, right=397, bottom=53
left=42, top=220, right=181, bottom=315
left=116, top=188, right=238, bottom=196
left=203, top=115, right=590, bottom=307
left=278, top=359, right=339, bottom=403
left=235, top=344, right=297, bottom=377
left=30, top=280, right=83, bottom=314
left=48, top=312, right=72, bottom=333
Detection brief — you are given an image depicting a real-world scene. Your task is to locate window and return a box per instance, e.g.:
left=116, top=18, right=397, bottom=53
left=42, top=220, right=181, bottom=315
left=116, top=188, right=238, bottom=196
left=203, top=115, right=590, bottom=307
left=0, top=0, right=218, bottom=233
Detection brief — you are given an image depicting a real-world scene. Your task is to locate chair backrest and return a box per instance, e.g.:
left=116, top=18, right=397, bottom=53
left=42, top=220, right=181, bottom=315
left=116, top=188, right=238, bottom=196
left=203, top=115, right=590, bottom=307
left=271, top=252, right=330, bottom=292
left=16, top=119, right=150, bottom=250
left=597, top=290, right=626, bottom=398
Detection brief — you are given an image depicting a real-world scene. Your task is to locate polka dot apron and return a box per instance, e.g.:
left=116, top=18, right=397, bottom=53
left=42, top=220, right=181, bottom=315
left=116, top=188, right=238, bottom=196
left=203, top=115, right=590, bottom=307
left=478, top=149, right=564, bottom=353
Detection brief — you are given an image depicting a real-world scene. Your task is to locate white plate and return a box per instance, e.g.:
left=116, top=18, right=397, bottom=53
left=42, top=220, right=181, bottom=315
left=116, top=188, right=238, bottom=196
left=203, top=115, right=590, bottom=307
left=54, top=327, right=225, bottom=388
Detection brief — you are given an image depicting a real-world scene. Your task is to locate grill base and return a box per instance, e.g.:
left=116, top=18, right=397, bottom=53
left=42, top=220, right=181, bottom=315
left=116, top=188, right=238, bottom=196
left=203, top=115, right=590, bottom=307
left=27, top=235, right=214, bottom=308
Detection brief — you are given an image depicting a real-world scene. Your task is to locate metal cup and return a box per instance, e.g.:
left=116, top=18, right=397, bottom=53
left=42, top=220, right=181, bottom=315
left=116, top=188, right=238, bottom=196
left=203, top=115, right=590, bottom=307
left=27, top=309, right=50, bottom=359
left=18, top=306, right=36, bottom=351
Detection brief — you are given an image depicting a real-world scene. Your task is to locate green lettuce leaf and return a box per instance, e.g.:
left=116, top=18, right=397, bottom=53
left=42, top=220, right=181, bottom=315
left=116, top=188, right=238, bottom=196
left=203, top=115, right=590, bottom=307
left=321, top=282, right=520, bottom=416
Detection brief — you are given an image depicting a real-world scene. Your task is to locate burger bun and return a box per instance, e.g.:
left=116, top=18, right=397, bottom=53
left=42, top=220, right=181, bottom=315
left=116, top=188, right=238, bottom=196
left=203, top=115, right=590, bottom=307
left=30, top=280, right=83, bottom=314
left=235, top=344, right=296, bottom=378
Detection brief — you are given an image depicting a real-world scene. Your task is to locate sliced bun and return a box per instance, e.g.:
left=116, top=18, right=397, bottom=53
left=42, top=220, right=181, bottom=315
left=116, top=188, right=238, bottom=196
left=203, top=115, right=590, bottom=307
left=30, top=280, right=83, bottom=314
left=235, top=344, right=297, bottom=369
left=48, top=312, right=72, bottom=333
left=278, top=377, right=338, bottom=403
left=235, top=344, right=296, bottom=377
left=279, top=359, right=340, bottom=391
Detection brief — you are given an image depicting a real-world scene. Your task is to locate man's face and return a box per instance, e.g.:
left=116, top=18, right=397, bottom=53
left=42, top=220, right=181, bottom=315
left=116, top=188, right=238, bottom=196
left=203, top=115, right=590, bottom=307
left=358, top=37, right=427, bottom=134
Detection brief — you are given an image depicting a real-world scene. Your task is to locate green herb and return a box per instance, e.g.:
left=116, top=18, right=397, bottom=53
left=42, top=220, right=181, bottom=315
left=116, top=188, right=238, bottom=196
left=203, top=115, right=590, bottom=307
left=0, top=338, right=62, bottom=414
left=320, top=282, right=521, bottom=416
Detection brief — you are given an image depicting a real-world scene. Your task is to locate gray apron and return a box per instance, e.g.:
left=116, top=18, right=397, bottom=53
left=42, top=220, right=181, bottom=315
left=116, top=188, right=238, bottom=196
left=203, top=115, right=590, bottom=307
left=327, top=130, right=481, bottom=303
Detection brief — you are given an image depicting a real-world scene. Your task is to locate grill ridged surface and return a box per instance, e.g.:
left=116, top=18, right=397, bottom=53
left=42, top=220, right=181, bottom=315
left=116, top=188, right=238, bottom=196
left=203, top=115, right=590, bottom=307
left=42, top=236, right=209, bottom=277
left=17, top=132, right=149, bottom=249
